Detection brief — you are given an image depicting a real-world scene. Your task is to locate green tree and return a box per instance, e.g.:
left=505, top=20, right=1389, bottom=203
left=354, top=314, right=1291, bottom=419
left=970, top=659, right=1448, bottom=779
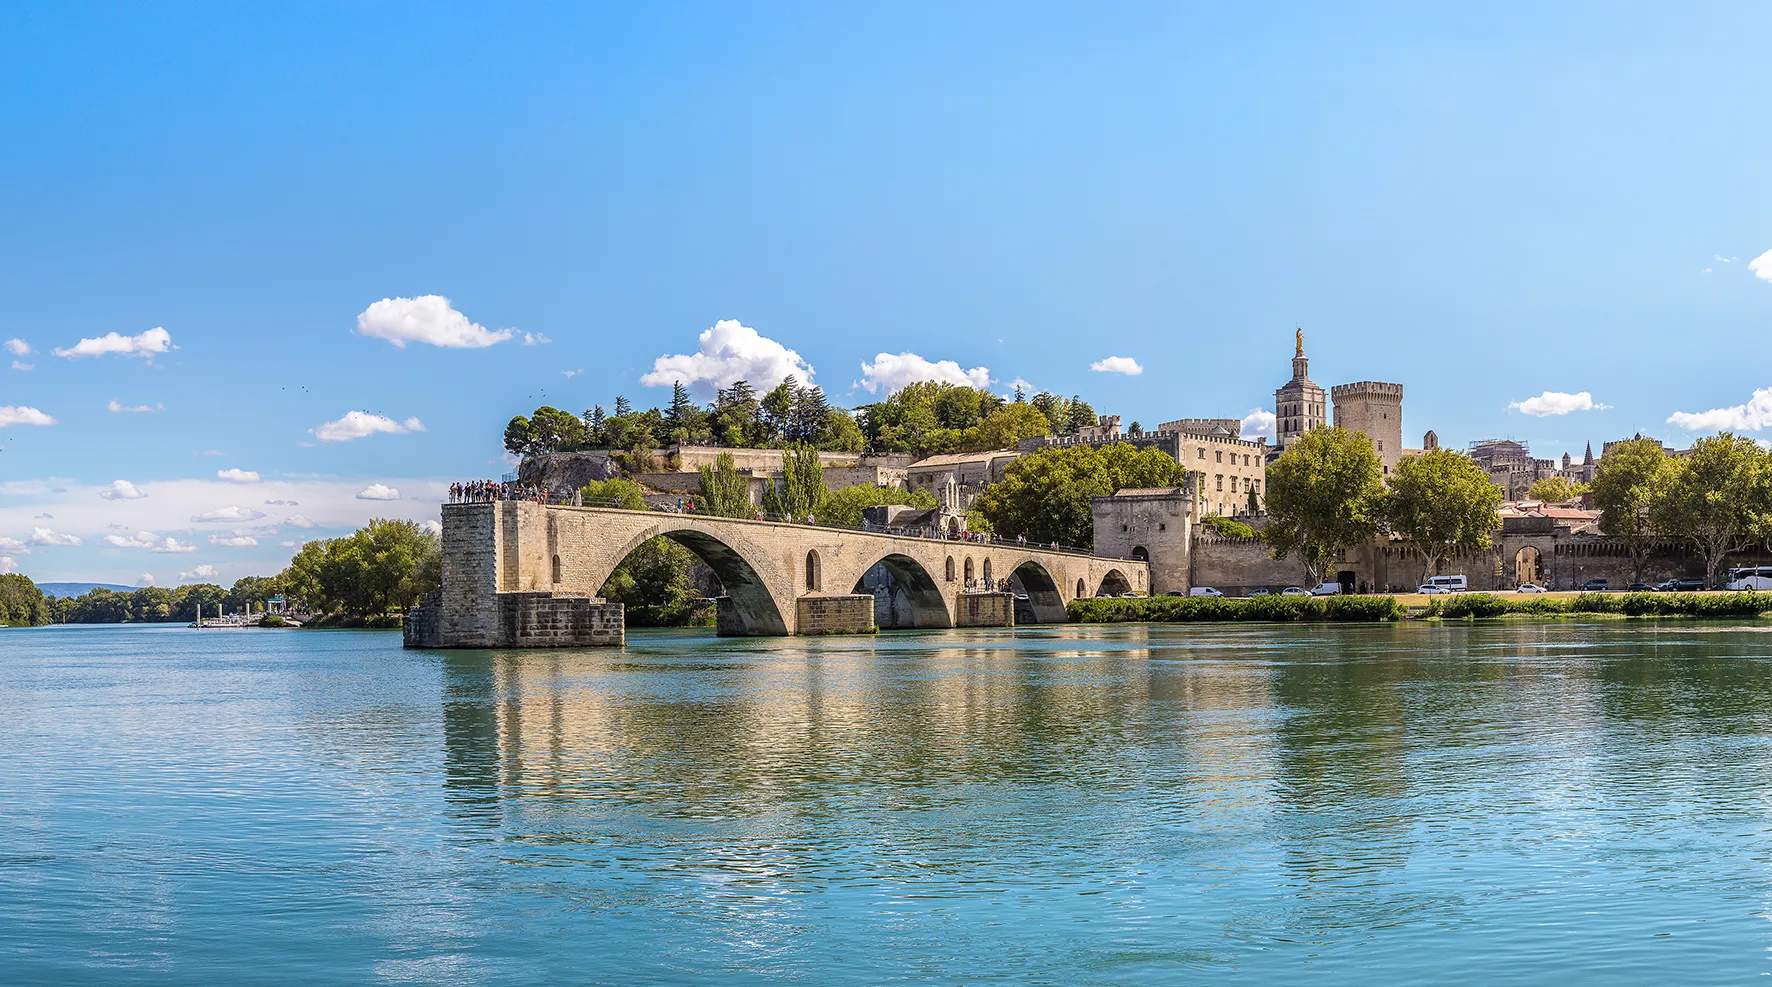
left=1263, top=427, right=1386, bottom=586
left=280, top=519, right=440, bottom=619
left=760, top=376, right=798, bottom=440
left=712, top=381, right=761, bottom=446
left=582, top=405, right=608, bottom=447
left=817, top=484, right=939, bottom=529
left=1382, top=449, right=1504, bottom=584
left=1527, top=475, right=1587, bottom=503
left=763, top=444, right=828, bottom=521
left=503, top=415, right=537, bottom=458
left=971, top=443, right=1186, bottom=549
left=1065, top=395, right=1097, bottom=433
left=529, top=406, right=586, bottom=452
left=697, top=452, right=753, bottom=517
left=1591, top=437, right=1668, bottom=583
left=578, top=477, right=647, bottom=509
left=0, top=573, right=50, bottom=626
left=964, top=403, right=1050, bottom=452
left=1648, top=433, right=1771, bottom=588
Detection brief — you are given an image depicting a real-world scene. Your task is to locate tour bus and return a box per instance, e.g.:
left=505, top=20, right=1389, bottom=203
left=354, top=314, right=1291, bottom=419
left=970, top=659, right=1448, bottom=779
left=1725, top=567, right=1772, bottom=591
left=1423, top=575, right=1468, bottom=593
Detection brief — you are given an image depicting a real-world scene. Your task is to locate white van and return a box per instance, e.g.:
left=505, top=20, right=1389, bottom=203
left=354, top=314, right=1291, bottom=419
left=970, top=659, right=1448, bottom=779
left=1424, top=575, right=1467, bottom=593
left=1188, top=587, right=1224, bottom=597
left=1309, top=582, right=1342, bottom=596
left=1725, top=567, right=1772, bottom=591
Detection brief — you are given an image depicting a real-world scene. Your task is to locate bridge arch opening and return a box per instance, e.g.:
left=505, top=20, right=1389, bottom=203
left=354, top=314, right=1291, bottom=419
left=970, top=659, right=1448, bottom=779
left=1130, top=546, right=1149, bottom=563
left=1009, top=560, right=1067, bottom=623
left=1096, top=569, right=1132, bottom=598
left=854, top=553, right=953, bottom=630
left=599, top=528, right=784, bottom=635
left=945, top=556, right=955, bottom=581
left=805, top=550, right=822, bottom=591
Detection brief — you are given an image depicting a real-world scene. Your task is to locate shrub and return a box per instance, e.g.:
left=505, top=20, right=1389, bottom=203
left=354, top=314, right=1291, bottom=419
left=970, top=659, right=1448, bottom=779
left=257, top=614, right=288, bottom=628
left=1067, top=594, right=1401, bottom=624
left=1202, top=516, right=1258, bottom=539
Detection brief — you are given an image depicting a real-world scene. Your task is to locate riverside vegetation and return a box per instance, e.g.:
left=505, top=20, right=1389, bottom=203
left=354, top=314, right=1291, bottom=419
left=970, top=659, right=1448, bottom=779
left=1069, top=591, right=1772, bottom=624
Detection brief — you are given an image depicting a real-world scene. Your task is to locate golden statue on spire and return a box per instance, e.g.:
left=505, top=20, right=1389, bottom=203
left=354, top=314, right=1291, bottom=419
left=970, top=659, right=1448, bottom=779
left=1295, top=327, right=1304, bottom=357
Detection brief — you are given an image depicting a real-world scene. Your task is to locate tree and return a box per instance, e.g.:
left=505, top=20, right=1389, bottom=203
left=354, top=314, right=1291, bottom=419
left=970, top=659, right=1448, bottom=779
left=789, top=384, right=831, bottom=443
left=1591, top=437, right=1668, bottom=583
left=582, top=405, right=608, bottom=448
left=578, top=478, right=646, bottom=509
left=529, top=406, right=586, bottom=452
left=0, top=573, right=50, bottom=626
left=1263, top=427, right=1386, bottom=586
left=1383, top=449, right=1504, bottom=584
left=761, top=376, right=798, bottom=440
left=697, top=452, right=753, bottom=517
left=280, top=519, right=440, bottom=619
left=964, top=403, right=1051, bottom=452
left=613, top=395, right=633, bottom=418
left=599, top=537, right=701, bottom=626
left=503, top=415, right=537, bottom=458
left=712, top=381, right=761, bottom=446
left=1648, top=433, right=1770, bottom=588
left=816, top=484, right=938, bottom=529
left=1065, top=396, right=1097, bottom=434
left=971, top=443, right=1186, bottom=549
left=763, top=444, right=828, bottom=521
left=1527, top=475, right=1587, bottom=503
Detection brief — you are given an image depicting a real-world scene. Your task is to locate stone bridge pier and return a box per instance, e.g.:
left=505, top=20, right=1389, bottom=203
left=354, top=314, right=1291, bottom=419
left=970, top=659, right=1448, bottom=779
left=405, top=501, right=1149, bottom=648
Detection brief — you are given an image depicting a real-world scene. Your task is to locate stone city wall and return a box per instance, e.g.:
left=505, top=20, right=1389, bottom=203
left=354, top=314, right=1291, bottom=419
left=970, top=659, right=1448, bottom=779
left=795, top=594, right=878, bottom=635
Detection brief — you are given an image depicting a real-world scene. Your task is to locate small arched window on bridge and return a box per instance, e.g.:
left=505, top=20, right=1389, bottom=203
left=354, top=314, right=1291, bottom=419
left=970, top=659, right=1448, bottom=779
left=551, top=554, right=562, bottom=584
left=1131, top=546, right=1149, bottom=562
left=1076, top=578, right=1086, bottom=598
left=805, top=550, right=821, bottom=592
left=945, top=556, right=956, bottom=581
left=964, top=558, right=975, bottom=584
left=982, top=559, right=992, bottom=585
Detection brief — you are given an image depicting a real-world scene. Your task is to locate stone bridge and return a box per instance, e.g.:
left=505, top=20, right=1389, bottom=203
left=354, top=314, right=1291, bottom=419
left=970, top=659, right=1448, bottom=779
left=406, top=500, right=1149, bottom=648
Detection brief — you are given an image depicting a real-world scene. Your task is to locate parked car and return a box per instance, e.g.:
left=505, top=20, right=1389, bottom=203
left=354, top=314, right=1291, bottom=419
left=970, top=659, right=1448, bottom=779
left=1515, top=582, right=1548, bottom=593
left=1120, top=591, right=1148, bottom=599
left=1309, top=582, right=1342, bottom=596
left=1657, top=578, right=1705, bottom=592
left=1418, top=584, right=1453, bottom=595
left=1248, top=589, right=1271, bottom=597
left=1189, top=587, right=1224, bottom=597
left=1280, top=587, right=1310, bottom=597
left=1580, top=579, right=1609, bottom=592
left=1627, top=583, right=1655, bottom=592
left=1164, top=591, right=1185, bottom=597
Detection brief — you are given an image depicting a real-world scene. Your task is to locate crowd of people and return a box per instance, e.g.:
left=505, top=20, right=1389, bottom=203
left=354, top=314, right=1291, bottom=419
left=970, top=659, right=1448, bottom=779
left=448, top=480, right=551, bottom=504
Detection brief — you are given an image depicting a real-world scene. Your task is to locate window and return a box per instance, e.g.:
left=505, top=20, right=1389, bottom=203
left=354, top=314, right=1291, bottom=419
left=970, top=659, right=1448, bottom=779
left=805, top=551, right=821, bottom=591
left=1215, top=474, right=1223, bottom=491
left=945, top=556, right=955, bottom=581
left=1229, top=477, right=1238, bottom=492
left=1197, top=448, right=1205, bottom=460
left=1215, top=450, right=1223, bottom=463
left=1377, top=440, right=1384, bottom=451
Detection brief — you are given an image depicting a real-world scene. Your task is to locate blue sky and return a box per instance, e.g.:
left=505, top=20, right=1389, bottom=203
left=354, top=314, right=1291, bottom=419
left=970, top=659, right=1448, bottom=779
left=2, top=2, right=1769, bottom=586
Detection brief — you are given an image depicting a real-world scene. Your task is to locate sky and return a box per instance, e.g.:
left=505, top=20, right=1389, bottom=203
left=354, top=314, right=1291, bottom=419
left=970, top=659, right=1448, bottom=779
left=2, top=2, right=1769, bottom=587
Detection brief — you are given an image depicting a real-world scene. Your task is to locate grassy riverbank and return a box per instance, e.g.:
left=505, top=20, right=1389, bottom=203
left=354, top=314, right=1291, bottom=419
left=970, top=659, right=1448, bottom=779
left=1069, top=591, right=1772, bottom=624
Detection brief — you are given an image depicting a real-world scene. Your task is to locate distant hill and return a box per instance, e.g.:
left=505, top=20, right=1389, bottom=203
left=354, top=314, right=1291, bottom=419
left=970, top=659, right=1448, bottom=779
left=36, top=582, right=136, bottom=599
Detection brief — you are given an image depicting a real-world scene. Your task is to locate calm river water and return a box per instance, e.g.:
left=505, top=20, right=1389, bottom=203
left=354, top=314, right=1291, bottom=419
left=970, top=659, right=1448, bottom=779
left=4, top=621, right=1772, bottom=984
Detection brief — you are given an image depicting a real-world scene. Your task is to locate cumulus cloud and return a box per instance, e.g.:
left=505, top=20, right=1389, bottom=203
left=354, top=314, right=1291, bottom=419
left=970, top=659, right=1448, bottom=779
left=136, top=573, right=155, bottom=587
left=1240, top=409, right=1277, bottom=439
left=10, top=361, right=30, bottom=372
left=0, top=406, right=56, bottom=427
left=0, top=556, right=13, bottom=574
left=103, top=531, right=196, bottom=553
left=30, top=527, right=81, bottom=547
left=217, top=469, right=261, bottom=483
left=311, top=411, right=426, bottom=443
left=1089, top=356, right=1144, bottom=376
left=4, top=338, right=28, bottom=356
left=279, top=540, right=301, bottom=548
left=419, top=519, right=442, bottom=536
left=856, top=352, right=990, bottom=395
left=284, top=515, right=317, bottom=528
left=356, top=484, right=400, bottom=501
left=210, top=535, right=259, bottom=547
left=54, top=327, right=174, bottom=360
left=191, top=506, right=267, bottom=523
left=98, top=480, right=147, bottom=501
left=1509, top=391, right=1609, bottom=417
left=264, top=499, right=298, bottom=506
left=1667, top=387, right=1772, bottom=432
left=0, top=536, right=27, bottom=553
left=179, top=564, right=217, bottom=582
left=356, top=295, right=514, bottom=348
left=107, top=399, right=163, bottom=413
left=1751, top=250, right=1772, bottom=283
left=641, top=320, right=815, bottom=396
left=522, top=332, right=550, bottom=346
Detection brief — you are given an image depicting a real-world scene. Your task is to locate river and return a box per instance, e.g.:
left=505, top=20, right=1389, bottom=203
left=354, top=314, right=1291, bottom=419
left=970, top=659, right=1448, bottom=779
left=3, top=621, right=1771, bottom=984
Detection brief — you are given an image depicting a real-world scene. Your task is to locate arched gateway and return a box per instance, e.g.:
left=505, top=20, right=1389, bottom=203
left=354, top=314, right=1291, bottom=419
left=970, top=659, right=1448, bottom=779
left=405, top=501, right=1149, bottom=648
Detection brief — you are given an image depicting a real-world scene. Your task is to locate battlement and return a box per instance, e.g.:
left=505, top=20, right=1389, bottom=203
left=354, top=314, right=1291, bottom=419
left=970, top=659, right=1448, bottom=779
left=1331, top=381, right=1404, bottom=399
left=1155, top=418, right=1242, bottom=436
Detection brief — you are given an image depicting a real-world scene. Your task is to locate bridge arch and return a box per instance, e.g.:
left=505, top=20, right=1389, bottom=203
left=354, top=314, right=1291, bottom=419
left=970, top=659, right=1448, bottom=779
left=1096, top=569, right=1132, bottom=597
left=1008, top=558, right=1067, bottom=623
left=851, top=551, right=952, bottom=630
left=591, top=521, right=791, bottom=636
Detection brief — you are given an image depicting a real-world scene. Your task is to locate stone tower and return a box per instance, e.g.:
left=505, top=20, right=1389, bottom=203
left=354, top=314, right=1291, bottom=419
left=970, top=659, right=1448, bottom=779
left=1273, top=329, right=1327, bottom=454
left=1331, top=381, right=1405, bottom=474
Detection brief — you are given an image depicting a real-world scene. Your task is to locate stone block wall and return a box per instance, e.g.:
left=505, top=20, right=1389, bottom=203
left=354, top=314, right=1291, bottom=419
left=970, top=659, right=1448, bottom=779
left=1190, top=534, right=1309, bottom=594
left=1093, top=489, right=1192, bottom=594
left=440, top=502, right=501, bottom=647
left=956, top=591, right=1014, bottom=627
left=498, top=592, right=624, bottom=647
left=794, top=594, right=877, bottom=635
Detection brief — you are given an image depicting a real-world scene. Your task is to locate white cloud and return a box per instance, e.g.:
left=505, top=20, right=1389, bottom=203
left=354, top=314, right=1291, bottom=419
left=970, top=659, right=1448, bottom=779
left=279, top=540, right=301, bottom=548
left=855, top=352, right=990, bottom=395
left=419, top=519, right=442, bottom=536
left=641, top=320, right=815, bottom=396
left=30, top=527, right=81, bottom=547
left=191, top=506, right=267, bottom=522
left=0, top=536, right=27, bottom=553
left=1750, top=250, right=1772, bottom=283
left=0, top=406, right=56, bottom=427
left=264, top=499, right=298, bottom=506
left=178, top=564, right=218, bottom=582
left=10, top=361, right=30, bottom=372
left=136, top=573, right=155, bottom=587
left=4, top=338, right=28, bottom=356
left=563, top=368, right=583, bottom=378
left=312, top=411, right=426, bottom=443
left=54, top=326, right=174, bottom=360
left=522, top=332, right=550, bottom=346
left=356, top=295, right=514, bottom=348
left=98, top=480, right=147, bottom=501
left=1089, top=356, right=1144, bottom=376
left=1509, top=391, right=1609, bottom=417
left=217, top=468, right=261, bottom=483
left=0, top=556, right=13, bottom=574
left=285, top=515, right=316, bottom=528
left=356, top=484, right=400, bottom=501
left=107, top=399, right=163, bottom=413
left=1240, top=409, right=1276, bottom=439
left=103, top=532, right=198, bottom=553
left=210, top=535, right=259, bottom=547
left=1667, top=387, right=1772, bottom=432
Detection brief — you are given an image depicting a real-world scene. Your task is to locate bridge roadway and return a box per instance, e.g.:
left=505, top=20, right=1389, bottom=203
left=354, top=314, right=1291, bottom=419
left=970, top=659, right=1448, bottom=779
left=413, top=500, right=1149, bottom=647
